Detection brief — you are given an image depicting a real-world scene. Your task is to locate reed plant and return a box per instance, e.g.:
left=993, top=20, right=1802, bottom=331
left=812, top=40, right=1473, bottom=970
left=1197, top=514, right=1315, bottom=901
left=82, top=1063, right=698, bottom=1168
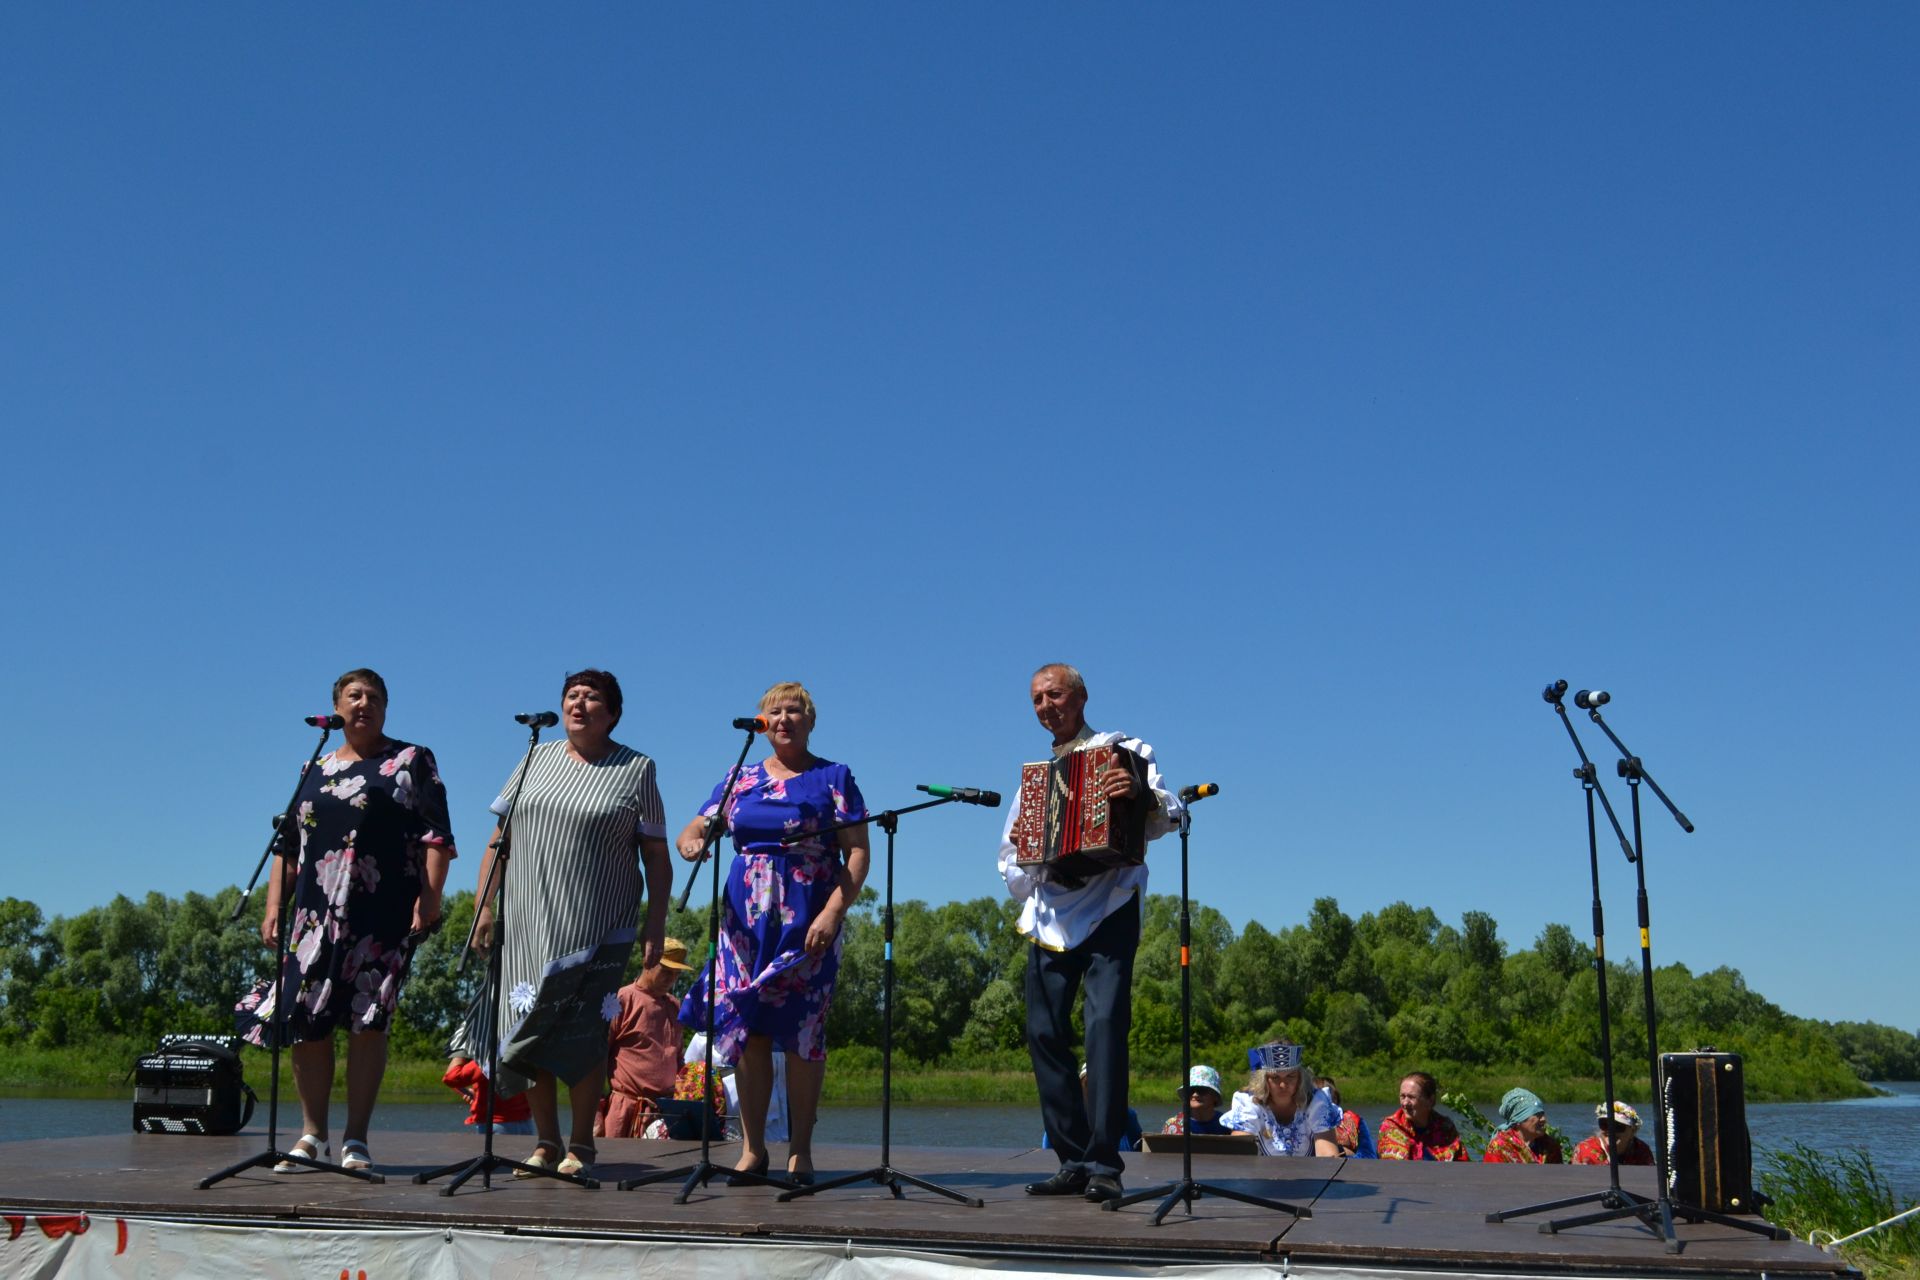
left=1758, top=1142, right=1919, bottom=1280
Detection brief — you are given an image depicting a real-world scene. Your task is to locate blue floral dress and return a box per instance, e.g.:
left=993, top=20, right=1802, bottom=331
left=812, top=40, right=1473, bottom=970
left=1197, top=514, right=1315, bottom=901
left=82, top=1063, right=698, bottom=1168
left=235, top=740, right=455, bottom=1046
left=678, top=759, right=865, bottom=1062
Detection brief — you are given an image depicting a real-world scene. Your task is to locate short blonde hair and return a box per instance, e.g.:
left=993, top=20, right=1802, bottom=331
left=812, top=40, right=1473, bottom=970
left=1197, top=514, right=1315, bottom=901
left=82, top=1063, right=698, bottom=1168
left=759, top=681, right=816, bottom=720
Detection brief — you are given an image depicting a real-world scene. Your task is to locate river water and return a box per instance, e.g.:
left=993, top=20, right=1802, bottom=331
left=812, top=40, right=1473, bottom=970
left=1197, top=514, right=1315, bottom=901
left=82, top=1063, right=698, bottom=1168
left=4, top=1083, right=1915, bottom=1202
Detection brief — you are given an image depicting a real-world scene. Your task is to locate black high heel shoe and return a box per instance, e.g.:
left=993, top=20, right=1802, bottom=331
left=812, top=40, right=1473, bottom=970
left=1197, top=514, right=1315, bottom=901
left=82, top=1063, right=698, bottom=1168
left=786, top=1158, right=816, bottom=1187
left=724, top=1155, right=770, bottom=1187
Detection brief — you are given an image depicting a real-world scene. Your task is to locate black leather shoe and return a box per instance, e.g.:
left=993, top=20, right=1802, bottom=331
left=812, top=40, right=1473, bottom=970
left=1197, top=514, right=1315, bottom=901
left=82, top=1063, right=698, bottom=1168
left=1084, top=1174, right=1124, bottom=1203
left=1024, top=1167, right=1089, bottom=1196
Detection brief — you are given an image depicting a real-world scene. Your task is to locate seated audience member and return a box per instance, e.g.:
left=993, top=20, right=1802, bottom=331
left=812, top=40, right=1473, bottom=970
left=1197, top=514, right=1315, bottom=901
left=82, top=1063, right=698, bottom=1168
left=1045, top=1064, right=1144, bottom=1152
left=596, top=937, right=694, bottom=1139
left=444, top=996, right=533, bottom=1136
left=1317, top=1075, right=1376, bottom=1158
left=1161, top=1065, right=1232, bottom=1135
left=1223, top=1040, right=1339, bottom=1156
left=1376, top=1071, right=1470, bottom=1161
left=443, top=1054, right=534, bottom=1136
left=1483, top=1087, right=1561, bottom=1163
left=1572, top=1100, right=1656, bottom=1166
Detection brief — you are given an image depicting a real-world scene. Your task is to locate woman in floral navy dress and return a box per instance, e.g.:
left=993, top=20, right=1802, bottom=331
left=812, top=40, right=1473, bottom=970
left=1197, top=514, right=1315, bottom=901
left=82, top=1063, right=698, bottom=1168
left=677, top=681, right=869, bottom=1185
left=235, top=668, right=456, bottom=1174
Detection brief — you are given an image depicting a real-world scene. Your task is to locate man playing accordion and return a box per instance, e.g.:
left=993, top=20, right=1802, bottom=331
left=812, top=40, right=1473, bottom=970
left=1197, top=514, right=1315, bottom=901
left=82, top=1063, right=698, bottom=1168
left=997, top=663, right=1182, bottom=1204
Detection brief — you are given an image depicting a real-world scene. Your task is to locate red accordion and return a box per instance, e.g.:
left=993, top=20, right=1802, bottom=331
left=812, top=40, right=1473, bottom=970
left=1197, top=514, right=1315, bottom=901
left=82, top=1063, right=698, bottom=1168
left=1010, top=743, right=1151, bottom=882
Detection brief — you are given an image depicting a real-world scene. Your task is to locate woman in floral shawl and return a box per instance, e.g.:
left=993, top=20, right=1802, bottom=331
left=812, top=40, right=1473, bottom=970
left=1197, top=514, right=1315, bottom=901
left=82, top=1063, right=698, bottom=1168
left=677, top=681, right=869, bottom=1187
left=236, top=669, right=455, bottom=1174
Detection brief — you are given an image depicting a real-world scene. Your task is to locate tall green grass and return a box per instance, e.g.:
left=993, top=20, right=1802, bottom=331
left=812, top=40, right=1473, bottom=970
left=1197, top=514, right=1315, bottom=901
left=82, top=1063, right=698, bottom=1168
left=1758, top=1142, right=1919, bottom=1280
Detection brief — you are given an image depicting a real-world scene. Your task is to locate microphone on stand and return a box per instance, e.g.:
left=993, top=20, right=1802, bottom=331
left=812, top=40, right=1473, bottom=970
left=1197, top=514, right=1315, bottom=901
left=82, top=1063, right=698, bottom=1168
left=915, top=785, right=1002, bottom=807
left=515, top=711, right=560, bottom=728
left=1574, top=689, right=1611, bottom=710
left=732, top=716, right=769, bottom=732
left=304, top=714, right=345, bottom=729
left=1541, top=680, right=1569, bottom=706
left=1178, top=783, right=1219, bottom=804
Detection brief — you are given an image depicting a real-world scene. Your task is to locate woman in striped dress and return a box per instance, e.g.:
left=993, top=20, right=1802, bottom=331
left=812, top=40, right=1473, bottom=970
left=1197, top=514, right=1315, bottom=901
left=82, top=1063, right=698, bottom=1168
left=471, top=669, right=672, bottom=1179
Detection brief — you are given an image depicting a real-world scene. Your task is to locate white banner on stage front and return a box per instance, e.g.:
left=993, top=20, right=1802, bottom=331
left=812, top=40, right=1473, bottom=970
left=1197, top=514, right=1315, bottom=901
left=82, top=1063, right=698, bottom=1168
left=0, top=1212, right=1604, bottom=1280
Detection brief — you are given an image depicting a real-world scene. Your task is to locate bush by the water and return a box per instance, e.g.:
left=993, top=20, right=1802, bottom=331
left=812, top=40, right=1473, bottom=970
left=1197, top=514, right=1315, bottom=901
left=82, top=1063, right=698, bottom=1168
left=3, top=887, right=1913, bottom=1104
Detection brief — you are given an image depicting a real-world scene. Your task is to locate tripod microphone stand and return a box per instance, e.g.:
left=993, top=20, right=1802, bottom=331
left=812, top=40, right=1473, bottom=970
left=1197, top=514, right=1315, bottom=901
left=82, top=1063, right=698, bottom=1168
left=1488, top=681, right=1645, bottom=1231
left=414, top=718, right=596, bottom=1192
left=1539, top=694, right=1786, bottom=1247
left=1107, top=785, right=1310, bottom=1224
left=620, top=722, right=792, bottom=1200
left=778, top=789, right=984, bottom=1207
left=201, top=717, right=383, bottom=1189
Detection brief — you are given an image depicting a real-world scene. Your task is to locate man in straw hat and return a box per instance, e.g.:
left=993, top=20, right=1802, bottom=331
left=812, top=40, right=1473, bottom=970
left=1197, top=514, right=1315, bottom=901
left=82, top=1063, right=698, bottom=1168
left=1000, top=663, right=1182, bottom=1204
left=597, top=936, right=695, bottom=1139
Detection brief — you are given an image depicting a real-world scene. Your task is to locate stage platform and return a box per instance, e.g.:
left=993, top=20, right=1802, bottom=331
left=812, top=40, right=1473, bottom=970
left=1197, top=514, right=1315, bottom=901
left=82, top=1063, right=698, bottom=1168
left=0, top=1130, right=1855, bottom=1279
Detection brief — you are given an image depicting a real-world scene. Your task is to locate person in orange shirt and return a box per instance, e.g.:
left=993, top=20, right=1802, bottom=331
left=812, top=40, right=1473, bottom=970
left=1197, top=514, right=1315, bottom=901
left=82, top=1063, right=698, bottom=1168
left=596, top=937, right=694, bottom=1138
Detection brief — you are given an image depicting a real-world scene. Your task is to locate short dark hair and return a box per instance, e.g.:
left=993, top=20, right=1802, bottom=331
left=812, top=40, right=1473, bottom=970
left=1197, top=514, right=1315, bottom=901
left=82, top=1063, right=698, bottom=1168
left=332, top=668, right=388, bottom=705
left=563, top=668, right=623, bottom=726
left=1402, top=1071, right=1439, bottom=1101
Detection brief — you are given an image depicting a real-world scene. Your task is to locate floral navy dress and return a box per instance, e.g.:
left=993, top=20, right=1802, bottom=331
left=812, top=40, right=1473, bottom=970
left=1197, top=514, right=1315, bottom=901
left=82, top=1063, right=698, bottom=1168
left=235, top=740, right=455, bottom=1046
left=678, top=759, right=865, bottom=1063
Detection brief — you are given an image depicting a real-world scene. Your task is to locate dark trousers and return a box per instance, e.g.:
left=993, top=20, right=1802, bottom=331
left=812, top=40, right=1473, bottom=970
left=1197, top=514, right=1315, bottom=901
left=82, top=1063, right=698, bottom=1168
left=1024, top=895, right=1139, bottom=1179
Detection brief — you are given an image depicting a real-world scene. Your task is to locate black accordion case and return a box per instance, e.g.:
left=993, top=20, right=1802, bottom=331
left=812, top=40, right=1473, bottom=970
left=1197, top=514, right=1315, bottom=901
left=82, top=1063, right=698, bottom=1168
left=1661, top=1050, right=1758, bottom=1213
left=131, top=1034, right=257, bottom=1135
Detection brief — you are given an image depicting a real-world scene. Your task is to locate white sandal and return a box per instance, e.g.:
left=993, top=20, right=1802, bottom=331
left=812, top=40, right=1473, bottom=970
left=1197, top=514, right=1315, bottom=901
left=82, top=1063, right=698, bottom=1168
left=513, top=1141, right=563, bottom=1179
left=273, top=1134, right=329, bottom=1173
left=340, top=1139, right=374, bottom=1172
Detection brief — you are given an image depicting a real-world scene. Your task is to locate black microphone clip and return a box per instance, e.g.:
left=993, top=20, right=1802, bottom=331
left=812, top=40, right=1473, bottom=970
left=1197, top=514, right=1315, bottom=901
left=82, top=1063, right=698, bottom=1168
left=515, top=710, right=559, bottom=728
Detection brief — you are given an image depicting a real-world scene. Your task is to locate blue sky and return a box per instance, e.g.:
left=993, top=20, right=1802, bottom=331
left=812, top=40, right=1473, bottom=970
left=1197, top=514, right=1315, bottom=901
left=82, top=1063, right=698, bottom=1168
left=4, top=5, right=1915, bottom=1031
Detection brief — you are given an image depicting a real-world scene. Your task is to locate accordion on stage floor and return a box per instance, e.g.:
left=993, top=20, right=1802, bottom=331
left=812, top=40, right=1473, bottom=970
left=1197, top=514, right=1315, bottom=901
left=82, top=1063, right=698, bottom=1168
left=1010, top=743, right=1151, bottom=883
left=131, top=1034, right=256, bottom=1135
left=1662, top=1050, right=1757, bottom=1213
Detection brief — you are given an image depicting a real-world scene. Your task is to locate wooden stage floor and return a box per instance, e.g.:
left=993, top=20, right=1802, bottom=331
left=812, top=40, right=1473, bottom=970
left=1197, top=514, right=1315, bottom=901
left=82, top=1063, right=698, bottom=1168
left=0, top=1129, right=1855, bottom=1277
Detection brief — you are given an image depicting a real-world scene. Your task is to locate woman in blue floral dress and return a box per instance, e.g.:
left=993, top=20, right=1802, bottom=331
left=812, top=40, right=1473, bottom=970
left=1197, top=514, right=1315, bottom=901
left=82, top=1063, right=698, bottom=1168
left=677, top=682, right=869, bottom=1185
left=235, top=668, right=456, bottom=1173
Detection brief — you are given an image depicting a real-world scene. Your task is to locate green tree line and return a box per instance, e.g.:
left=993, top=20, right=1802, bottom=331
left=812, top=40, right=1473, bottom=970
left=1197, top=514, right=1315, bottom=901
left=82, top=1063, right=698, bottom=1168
left=2, top=889, right=1914, bottom=1099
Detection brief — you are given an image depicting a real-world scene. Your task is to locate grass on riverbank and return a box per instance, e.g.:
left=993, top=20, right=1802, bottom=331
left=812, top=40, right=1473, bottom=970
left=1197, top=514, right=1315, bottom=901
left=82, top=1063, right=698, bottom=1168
left=1760, top=1142, right=1920, bottom=1280
left=2, top=1040, right=1885, bottom=1110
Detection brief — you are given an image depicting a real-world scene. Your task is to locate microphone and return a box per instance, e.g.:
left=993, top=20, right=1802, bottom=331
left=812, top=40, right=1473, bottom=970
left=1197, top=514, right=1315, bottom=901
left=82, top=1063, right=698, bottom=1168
left=1541, top=680, right=1568, bottom=705
left=916, top=784, right=1003, bottom=807
left=515, top=711, right=560, bottom=728
left=304, top=714, right=345, bottom=729
left=732, top=716, right=769, bottom=732
left=1179, top=783, right=1219, bottom=804
left=1574, top=689, right=1610, bottom=710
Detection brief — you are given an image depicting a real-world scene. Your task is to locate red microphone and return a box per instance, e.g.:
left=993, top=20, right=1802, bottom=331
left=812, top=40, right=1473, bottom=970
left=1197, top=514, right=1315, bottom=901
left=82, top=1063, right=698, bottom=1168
left=731, top=716, right=769, bottom=733
left=305, top=714, right=345, bottom=729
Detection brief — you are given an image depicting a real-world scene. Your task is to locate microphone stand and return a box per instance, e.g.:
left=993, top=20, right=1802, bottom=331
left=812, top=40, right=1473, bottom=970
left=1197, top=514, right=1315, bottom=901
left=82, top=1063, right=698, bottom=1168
left=621, top=723, right=792, bottom=1199
left=1488, top=685, right=1645, bottom=1231
left=201, top=721, right=382, bottom=1189
left=777, top=793, right=982, bottom=1207
left=1535, top=705, right=1785, bottom=1247
left=414, top=720, right=597, bottom=1192
left=1106, top=789, right=1309, bottom=1224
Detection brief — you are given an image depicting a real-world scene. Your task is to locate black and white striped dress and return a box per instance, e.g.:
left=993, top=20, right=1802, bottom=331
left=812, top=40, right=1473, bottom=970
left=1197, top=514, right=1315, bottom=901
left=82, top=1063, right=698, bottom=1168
left=487, top=740, right=666, bottom=1089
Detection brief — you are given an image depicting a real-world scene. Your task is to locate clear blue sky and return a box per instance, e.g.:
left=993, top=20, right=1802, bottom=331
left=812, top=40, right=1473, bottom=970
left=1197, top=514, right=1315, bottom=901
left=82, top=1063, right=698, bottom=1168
left=4, top=6, right=1914, bottom=1031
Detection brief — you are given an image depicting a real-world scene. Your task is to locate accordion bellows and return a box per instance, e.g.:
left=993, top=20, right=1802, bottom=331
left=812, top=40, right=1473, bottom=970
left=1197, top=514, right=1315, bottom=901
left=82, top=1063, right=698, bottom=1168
left=1010, top=743, right=1150, bottom=882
